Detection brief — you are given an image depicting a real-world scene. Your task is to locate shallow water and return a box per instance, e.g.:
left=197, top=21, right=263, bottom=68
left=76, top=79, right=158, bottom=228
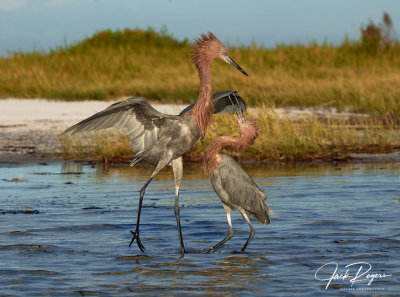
left=0, top=162, right=399, bottom=296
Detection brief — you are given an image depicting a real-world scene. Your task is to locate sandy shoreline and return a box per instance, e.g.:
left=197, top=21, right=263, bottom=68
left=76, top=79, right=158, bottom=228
left=1, top=98, right=399, bottom=164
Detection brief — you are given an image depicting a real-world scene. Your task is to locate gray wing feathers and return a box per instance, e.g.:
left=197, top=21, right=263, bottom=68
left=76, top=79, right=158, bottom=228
left=210, top=170, right=232, bottom=207
left=216, top=154, right=271, bottom=225
left=63, top=97, right=170, bottom=152
left=212, top=91, right=247, bottom=115
left=179, top=90, right=247, bottom=116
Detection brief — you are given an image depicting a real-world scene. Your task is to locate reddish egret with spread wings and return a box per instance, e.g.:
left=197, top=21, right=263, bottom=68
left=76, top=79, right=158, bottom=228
left=63, top=32, right=248, bottom=256
left=204, top=115, right=274, bottom=253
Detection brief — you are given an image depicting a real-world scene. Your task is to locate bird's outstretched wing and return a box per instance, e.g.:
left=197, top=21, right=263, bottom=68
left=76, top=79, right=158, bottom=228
left=216, top=154, right=270, bottom=224
left=179, top=91, right=247, bottom=116
left=62, top=97, right=176, bottom=152
left=212, top=91, right=247, bottom=115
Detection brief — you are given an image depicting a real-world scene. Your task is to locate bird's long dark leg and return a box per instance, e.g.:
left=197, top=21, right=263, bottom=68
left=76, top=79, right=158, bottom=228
left=207, top=205, right=233, bottom=253
left=129, top=154, right=173, bottom=252
left=129, top=177, right=153, bottom=252
left=238, top=208, right=255, bottom=253
left=172, top=157, right=185, bottom=257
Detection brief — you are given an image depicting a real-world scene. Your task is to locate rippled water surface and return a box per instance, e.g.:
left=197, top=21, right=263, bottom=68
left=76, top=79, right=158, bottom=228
left=0, top=162, right=399, bottom=296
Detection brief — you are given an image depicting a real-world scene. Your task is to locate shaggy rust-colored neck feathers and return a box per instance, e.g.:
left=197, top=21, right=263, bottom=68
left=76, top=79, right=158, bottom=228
left=188, top=32, right=224, bottom=136
left=204, top=118, right=259, bottom=176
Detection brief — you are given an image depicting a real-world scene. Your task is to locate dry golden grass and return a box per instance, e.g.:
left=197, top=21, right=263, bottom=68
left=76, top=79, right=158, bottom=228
left=60, top=131, right=132, bottom=163
left=1, top=29, right=400, bottom=117
left=60, top=108, right=400, bottom=164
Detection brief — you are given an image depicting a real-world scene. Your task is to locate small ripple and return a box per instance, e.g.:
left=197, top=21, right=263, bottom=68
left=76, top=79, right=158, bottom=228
left=8, top=231, right=34, bottom=236
left=32, top=172, right=83, bottom=175
left=331, top=239, right=360, bottom=244
left=26, top=224, right=118, bottom=233
left=0, top=244, right=51, bottom=250
left=82, top=206, right=104, bottom=210
left=0, top=270, right=59, bottom=275
left=116, top=255, right=154, bottom=261
left=345, top=253, right=390, bottom=260
left=19, top=248, right=55, bottom=255
left=293, top=257, right=319, bottom=268
left=306, top=221, right=349, bottom=226
left=367, top=237, right=400, bottom=244
left=0, top=209, right=40, bottom=215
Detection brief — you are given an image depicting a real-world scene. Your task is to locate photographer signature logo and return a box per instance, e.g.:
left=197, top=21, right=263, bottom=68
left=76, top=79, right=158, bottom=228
left=315, top=262, right=392, bottom=290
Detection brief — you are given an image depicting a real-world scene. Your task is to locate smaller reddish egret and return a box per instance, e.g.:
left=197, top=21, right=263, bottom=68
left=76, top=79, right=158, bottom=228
left=204, top=114, right=274, bottom=253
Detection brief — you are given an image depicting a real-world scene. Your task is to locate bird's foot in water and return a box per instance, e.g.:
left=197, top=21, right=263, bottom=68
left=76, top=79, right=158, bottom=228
left=179, top=247, right=185, bottom=258
left=129, top=230, right=146, bottom=252
left=204, top=248, right=218, bottom=254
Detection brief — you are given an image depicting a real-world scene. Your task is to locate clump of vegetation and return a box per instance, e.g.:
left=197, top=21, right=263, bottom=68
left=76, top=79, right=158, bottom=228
left=60, top=131, right=132, bottom=163
left=360, top=12, right=396, bottom=53
left=67, top=26, right=188, bottom=51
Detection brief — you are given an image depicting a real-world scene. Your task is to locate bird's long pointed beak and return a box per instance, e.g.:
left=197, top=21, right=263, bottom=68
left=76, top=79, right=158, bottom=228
left=226, top=55, right=248, bottom=76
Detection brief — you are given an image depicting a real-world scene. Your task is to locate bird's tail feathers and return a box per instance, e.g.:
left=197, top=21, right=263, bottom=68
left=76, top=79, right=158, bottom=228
left=254, top=204, right=277, bottom=225
left=268, top=207, right=278, bottom=218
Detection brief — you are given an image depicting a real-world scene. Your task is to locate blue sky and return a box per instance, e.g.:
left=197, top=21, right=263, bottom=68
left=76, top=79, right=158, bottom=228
left=0, top=0, right=399, bottom=56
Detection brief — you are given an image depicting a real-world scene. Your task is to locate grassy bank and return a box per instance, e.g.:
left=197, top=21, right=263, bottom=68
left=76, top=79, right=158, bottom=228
left=60, top=109, right=400, bottom=164
left=1, top=28, right=400, bottom=117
